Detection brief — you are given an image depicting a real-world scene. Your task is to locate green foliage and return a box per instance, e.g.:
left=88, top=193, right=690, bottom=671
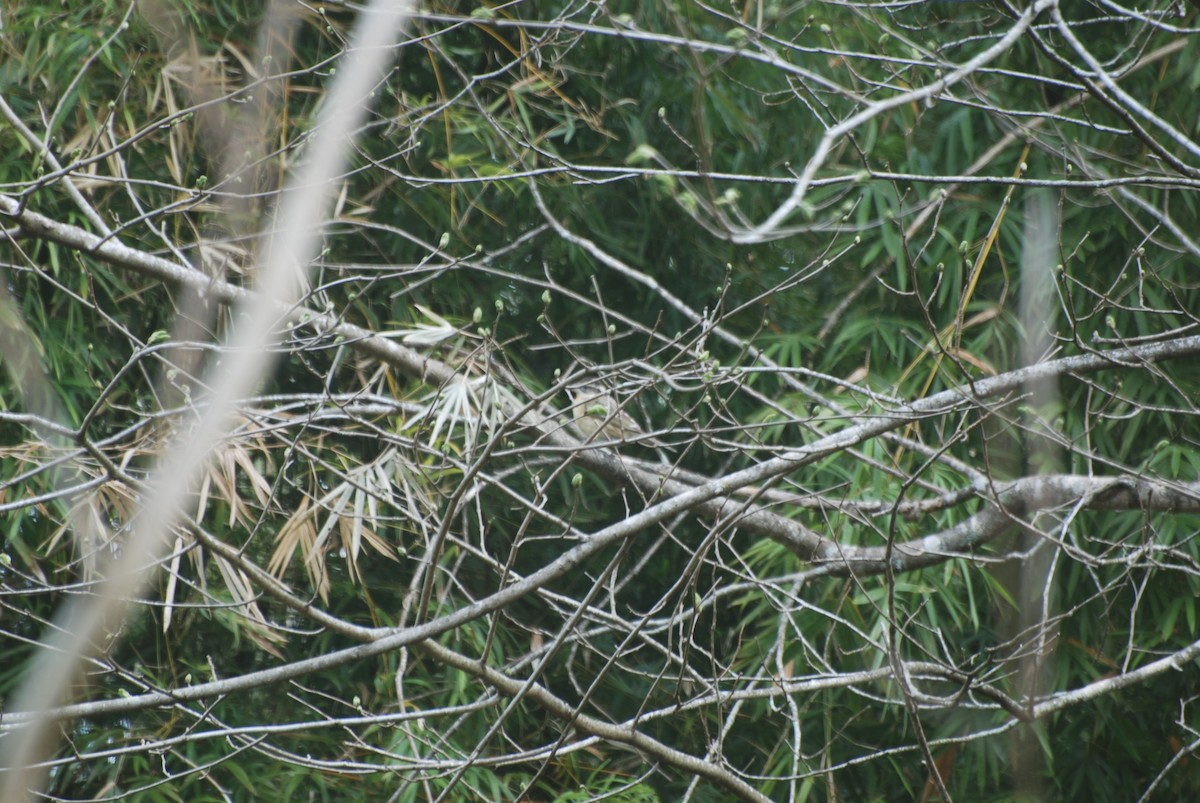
left=3, top=0, right=1200, bottom=800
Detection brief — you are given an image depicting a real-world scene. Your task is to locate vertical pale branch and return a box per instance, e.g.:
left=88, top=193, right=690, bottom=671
left=0, top=1, right=414, bottom=798
left=1013, top=188, right=1063, bottom=796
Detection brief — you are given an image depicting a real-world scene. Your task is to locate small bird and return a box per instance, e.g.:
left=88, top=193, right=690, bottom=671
left=568, top=385, right=666, bottom=447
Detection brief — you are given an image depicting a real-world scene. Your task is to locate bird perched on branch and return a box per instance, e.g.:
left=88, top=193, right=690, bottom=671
left=567, top=385, right=668, bottom=448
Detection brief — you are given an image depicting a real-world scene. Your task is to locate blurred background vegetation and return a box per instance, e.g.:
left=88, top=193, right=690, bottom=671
left=2, top=0, right=1200, bottom=800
